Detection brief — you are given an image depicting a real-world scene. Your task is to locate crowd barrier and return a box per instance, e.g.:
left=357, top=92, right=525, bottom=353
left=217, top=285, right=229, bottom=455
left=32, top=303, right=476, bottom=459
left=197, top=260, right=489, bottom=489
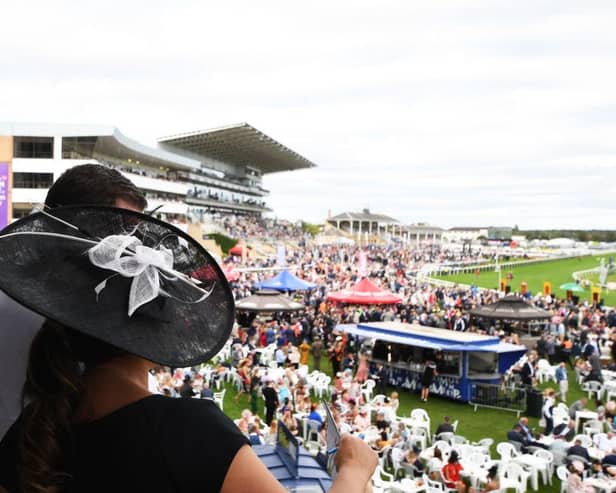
left=468, top=382, right=527, bottom=418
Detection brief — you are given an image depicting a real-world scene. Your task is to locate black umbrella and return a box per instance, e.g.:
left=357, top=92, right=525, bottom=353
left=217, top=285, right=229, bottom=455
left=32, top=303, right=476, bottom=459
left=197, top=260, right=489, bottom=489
left=470, top=295, right=551, bottom=321
left=235, top=289, right=305, bottom=313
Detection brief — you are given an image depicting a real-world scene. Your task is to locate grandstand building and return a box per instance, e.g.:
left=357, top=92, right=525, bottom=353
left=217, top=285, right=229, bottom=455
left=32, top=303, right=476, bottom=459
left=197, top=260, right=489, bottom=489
left=0, top=122, right=315, bottom=228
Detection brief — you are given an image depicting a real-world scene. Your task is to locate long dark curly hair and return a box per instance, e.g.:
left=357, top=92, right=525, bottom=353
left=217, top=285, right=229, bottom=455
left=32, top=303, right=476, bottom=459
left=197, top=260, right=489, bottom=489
left=19, top=321, right=122, bottom=493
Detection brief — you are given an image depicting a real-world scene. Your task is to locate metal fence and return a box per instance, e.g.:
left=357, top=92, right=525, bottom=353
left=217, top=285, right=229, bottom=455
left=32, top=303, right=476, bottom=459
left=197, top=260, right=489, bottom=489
left=468, top=383, right=527, bottom=417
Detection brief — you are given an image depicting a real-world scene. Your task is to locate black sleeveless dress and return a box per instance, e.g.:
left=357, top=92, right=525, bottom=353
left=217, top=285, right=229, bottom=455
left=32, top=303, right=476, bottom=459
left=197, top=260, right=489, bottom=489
left=0, top=395, right=248, bottom=492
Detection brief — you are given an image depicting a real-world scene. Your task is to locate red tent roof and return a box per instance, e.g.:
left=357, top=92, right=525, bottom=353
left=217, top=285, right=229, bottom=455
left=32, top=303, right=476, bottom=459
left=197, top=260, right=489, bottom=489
left=327, top=278, right=402, bottom=305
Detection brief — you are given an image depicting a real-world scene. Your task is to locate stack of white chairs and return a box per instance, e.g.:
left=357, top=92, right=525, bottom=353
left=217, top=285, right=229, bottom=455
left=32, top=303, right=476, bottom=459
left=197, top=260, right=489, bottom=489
left=535, top=359, right=557, bottom=384
left=310, top=373, right=331, bottom=399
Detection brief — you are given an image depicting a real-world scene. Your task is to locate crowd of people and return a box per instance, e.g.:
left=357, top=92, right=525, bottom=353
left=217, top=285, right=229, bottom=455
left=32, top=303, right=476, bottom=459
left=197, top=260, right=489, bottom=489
left=143, top=211, right=616, bottom=493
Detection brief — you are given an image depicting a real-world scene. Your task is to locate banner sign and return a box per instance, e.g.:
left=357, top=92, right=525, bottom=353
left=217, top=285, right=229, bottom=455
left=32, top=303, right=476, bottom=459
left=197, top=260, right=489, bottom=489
left=0, top=163, right=9, bottom=229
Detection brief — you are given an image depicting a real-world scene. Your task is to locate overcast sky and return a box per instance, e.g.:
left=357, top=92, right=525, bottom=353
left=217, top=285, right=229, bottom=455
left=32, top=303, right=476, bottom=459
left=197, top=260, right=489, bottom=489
left=2, top=1, right=615, bottom=229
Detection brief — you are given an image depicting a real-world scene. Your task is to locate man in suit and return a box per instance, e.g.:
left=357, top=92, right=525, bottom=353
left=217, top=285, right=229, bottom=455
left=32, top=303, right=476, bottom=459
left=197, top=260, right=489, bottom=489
left=507, top=424, right=549, bottom=452
left=507, top=424, right=529, bottom=450
left=568, top=438, right=591, bottom=463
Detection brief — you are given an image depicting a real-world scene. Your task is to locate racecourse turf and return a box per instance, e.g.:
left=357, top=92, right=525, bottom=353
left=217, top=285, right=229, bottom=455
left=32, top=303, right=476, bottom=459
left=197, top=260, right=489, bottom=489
left=436, top=254, right=616, bottom=306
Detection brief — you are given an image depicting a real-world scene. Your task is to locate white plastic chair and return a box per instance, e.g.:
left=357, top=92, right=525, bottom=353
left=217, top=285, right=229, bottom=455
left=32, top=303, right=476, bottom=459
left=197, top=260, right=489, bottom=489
left=499, top=462, right=527, bottom=493
left=583, top=419, right=604, bottom=437
left=306, top=419, right=321, bottom=442
left=496, top=442, right=519, bottom=464
left=433, top=440, right=452, bottom=455
left=410, top=408, right=431, bottom=442
left=535, top=358, right=557, bottom=384
left=372, top=394, right=387, bottom=406
left=361, top=379, right=376, bottom=402
left=449, top=435, right=468, bottom=446
left=605, top=381, right=616, bottom=402
left=408, top=427, right=428, bottom=451
left=468, top=451, right=488, bottom=467
left=213, top=389, right=226, bottom=411
left=473, top=437, right=494, bottom=455
left=372, top=465, right=396, bottom=492
left=423, top=474, right=457, bottom=493
left=435, top=432, right=454, bottom=443
left=533, top=448, right=554, bottom=485
left=581, top=380, right=604, bottom=400
left=556, top=465, right=568, bottom=493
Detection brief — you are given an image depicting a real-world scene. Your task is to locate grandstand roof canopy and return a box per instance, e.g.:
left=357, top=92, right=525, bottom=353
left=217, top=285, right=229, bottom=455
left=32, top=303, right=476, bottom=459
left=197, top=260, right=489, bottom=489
left=158, top=123, right=316, bottom=175
left=328, top=210, right=399, bottom=223
left=0, top=122, right=201, bottom=171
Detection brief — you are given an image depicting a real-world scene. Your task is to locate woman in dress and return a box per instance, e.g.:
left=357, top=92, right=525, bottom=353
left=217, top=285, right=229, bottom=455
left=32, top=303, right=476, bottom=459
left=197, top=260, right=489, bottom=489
left=441, top=451, right=468, bottom=493
left=356, top=349, right=370, bottom=383
left=0, top=203, right=377, bottom=493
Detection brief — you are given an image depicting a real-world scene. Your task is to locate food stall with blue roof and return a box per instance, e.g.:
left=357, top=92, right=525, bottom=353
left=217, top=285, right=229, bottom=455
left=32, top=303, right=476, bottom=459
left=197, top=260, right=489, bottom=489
left=339, top=321, right=527, bottom=402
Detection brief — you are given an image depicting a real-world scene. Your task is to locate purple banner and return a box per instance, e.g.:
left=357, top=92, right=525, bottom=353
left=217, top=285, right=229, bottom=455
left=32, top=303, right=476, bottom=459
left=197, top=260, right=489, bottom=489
left=0, top=162, right=9, bottom=230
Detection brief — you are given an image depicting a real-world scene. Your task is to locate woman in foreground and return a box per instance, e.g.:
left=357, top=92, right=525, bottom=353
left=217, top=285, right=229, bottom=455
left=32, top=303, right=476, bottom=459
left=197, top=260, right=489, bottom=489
left=0, top=203, right=376, bottom=493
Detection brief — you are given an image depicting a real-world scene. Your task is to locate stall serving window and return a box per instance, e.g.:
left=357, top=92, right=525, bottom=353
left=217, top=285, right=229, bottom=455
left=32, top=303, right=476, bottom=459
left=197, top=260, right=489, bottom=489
left=371, top=341, right=461, bottom=376
left=436, top=352, right=461, bottom=376
left=467, top=351, right=498, bottom=376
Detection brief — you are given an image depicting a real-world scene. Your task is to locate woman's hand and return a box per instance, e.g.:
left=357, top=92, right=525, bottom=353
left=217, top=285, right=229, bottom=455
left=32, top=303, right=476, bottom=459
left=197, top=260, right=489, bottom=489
left=330, top=434, right=377, bottom=493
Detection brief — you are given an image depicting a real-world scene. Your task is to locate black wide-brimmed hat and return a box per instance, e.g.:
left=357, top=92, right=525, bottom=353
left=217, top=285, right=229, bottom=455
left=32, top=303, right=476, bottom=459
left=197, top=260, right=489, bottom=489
left=0, top=206, right=234, bottom=367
